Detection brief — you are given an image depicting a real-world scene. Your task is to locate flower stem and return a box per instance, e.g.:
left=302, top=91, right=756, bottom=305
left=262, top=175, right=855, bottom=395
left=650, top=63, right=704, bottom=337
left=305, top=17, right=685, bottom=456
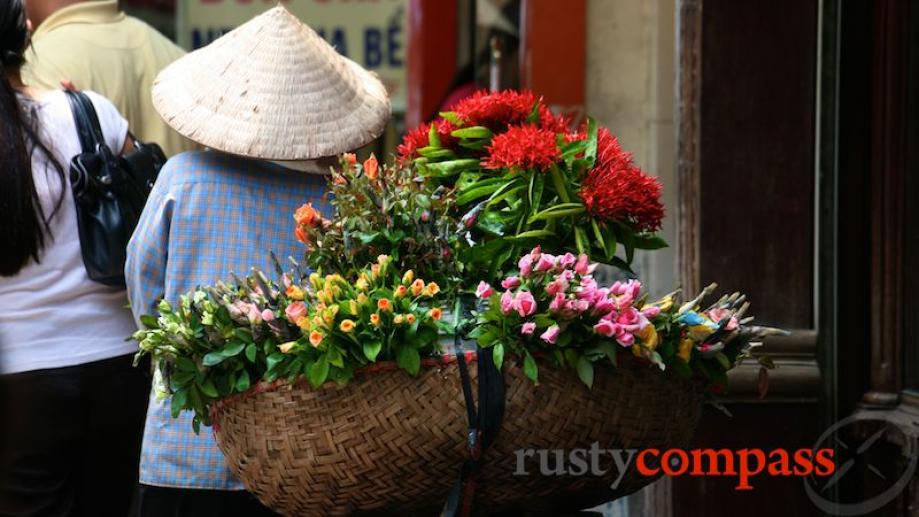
left=549, top=164, right=572, bottom=204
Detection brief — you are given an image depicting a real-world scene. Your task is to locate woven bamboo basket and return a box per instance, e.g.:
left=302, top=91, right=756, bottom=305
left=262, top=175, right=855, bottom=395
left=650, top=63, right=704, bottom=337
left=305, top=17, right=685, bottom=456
left=210, top=354, right=703, bottom=516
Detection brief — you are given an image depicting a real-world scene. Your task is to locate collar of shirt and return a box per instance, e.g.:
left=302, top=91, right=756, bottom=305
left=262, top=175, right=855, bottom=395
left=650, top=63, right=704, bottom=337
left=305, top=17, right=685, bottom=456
left=33, top=1, right=124, bottom=38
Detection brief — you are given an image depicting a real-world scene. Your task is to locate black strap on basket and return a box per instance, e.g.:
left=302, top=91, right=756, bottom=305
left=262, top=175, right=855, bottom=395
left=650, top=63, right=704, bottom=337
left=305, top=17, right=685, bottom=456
left=440, top=295, right=506, bottom=517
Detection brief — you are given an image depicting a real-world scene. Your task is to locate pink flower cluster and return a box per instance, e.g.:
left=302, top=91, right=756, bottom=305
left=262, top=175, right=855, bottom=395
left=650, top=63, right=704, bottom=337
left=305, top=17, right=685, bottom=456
left=477, top=247, right=660, bottom=348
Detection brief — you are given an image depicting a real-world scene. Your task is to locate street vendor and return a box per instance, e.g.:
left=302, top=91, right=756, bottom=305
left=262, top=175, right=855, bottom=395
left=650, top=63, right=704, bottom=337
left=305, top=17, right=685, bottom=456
left=125, top=6, right=390, bottom=515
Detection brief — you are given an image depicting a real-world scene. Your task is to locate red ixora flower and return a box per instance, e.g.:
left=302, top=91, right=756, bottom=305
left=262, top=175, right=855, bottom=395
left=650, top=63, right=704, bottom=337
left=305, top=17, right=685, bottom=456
left=483, top=125, right=561, bottom=171
left=396, top=118, right=456, bottom=162
left=579, top=128, right=664, bottom=232
left=453, top=89, right=569, bottom=134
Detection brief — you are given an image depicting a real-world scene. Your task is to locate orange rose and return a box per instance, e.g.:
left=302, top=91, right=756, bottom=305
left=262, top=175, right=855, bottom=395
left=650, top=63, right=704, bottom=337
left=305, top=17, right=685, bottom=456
left=339, top=319, right=356, bottom=333
left=295, top=226, right=308, bottom=244
left=425, top=282, right=441, bottom=297
left=309, top=330, right=324, bottom=347
left=411, top=279, right=425, bottom=297
left=395, top=285, right=408, bottom=298
left=429, top=307, right=442, bottom=321
left=405, top=313, right=416, bottom=325
left=286, top=285, right=304, bottom=301
left=370, top=313, right=381, bottom=327
left=377, top=298, right=392, bottom=312
left=343, top=153, right=357, bottom=168
left=294, top=203, right=320, bottom=227
left=363, top=153, right=379, bottom=181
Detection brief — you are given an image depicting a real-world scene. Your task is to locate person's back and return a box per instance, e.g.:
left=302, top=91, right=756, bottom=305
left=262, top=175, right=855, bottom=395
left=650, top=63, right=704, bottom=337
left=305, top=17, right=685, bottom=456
left=22, top=0, right=195, bottom=157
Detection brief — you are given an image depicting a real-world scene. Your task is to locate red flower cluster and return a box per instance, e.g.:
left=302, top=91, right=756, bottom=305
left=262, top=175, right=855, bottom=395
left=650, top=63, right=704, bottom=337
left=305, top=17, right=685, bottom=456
left=396, top=90, right=569, bottom=162
left=396, top=119, right=456, bottom=162
left=579, top=129, right=664, bottom=232
left=483, top=125, right=561, bottom=171
left=453, top=89, right=568, bottom=133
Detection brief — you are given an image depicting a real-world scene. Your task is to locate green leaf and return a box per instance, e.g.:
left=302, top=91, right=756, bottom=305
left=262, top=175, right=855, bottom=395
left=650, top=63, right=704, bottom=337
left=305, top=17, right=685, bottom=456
left=714, top=352, right=732, bottom=371
left=397, top=345, right=421, bottom=376
left=526, top=100, right=541, bottom=124
left=451, top=126, right=493, bottom=139
left=599, top=342, right=619, bottom=367
left=328, top=347, right=345, bottom=368
left=457, top=183, right=505, bottom=205
left=140, top=314, right=159, bottom=329
left=576, top=357, right=595, bottom=388
left=245, top=343, right=257, bottom=362
left=236, top=369, right=251, bottom=392
left=221, top=340, right=246, bottom=357
left=308, top=355, right=330, bottom=388
left=523, top=351, right=539, bottom=384
left=528, top=202, right=586, bottom=222
left=475, top=325, right=502, bottom=347
left=439, top=111, right=462, bottom=125
left=202, top=351, right=226, bottom=367
left=633, top=234, right=669, bottom=250
left=428, top=124, right=441, bottom=147
left=492, top=343, right=505, bottom=371
left=175, top=356, right=196, bottom=372
left=584, top=117, right=598, bottom=165
left=266, top=352, right=286, bottom=373
left=169, top=370, right=195, bottom=390
left=363, top=341, right=382, bottom=362
left=198, top=379, right=219, bottom=398
left=233, top=328, right=254, bottom=343
left=510, top=229, right=557, bottom=241
left=420, top=159, right=481, bottom=177
left=170, top=389, right=188, bottom=418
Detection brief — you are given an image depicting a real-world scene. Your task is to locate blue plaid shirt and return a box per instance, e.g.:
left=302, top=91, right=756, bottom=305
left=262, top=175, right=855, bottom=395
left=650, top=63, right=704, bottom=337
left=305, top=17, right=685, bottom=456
left=126, top=151, right=330, bottom=489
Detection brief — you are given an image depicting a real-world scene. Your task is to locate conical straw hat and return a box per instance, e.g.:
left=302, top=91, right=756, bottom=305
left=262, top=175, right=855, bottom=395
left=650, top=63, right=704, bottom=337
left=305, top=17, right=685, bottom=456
left=152, top=5, right=391, bottom=161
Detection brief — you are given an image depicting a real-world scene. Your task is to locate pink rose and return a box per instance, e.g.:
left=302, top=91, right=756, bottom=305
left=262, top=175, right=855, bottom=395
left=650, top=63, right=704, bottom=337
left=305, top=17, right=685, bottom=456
left=500, top=290, right=515, bottom=315
left=549, top=293, right=567, bottom=313
left=616, top=307, right=642, bottom=331
left=641, top=305, right=662, bottom=319
left=518, top=255, right=533, bottom=278
left=521, top=322, right=536, bottom=335
left=476, top=281, right=494, bottom=299
left=529, top=245, right=542, bottom=262
left=261, top=309, right=276, bottom=322
left=540, top=325, right=561, bottom=344
left=285, top=301, right=307, bottom=322
left=593, top=319, right=618, bottom=337
left=501, top=276, right=521, bottom=289
left=546, top=278, right=568, bottom=296
left=514, top=291, right=537, bottom=317
left=593, top=295, right=616, bottom=315
left=616, top=330, right=635, bottom=347
left=575, top=254, right=591, bottom=275
left=612, top=280, right=642, bottom=300
left=534, top=254, right=556, bottom=273
left=558, top=252, right=577, bottom=270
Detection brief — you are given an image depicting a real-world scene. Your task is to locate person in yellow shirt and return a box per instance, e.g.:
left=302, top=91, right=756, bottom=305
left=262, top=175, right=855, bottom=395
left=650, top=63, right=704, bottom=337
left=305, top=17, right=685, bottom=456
left=23, top=0, right=196, bottom=157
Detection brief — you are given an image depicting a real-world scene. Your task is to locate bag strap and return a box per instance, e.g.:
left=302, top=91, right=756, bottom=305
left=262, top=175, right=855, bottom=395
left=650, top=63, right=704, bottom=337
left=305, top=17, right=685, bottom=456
left=64, top=90, right=107, bottom=154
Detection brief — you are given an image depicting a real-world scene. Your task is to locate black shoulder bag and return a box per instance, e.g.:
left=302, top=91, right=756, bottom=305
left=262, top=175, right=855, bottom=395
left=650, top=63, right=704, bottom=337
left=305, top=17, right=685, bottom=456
left=65, top=90, right=166, bottom=287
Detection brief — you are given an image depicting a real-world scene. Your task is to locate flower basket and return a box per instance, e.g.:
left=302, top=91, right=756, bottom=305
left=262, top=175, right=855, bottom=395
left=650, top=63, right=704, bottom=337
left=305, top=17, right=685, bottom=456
left=210, top=353, right=703, bottom=516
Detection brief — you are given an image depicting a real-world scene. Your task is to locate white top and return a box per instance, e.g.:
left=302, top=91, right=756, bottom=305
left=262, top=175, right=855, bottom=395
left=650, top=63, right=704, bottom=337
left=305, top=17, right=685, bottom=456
left=0, top=90, right=137, bottom=374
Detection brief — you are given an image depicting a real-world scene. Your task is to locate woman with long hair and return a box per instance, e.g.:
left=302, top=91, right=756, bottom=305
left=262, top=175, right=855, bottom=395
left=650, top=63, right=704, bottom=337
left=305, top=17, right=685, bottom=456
left=0, top=1, right=149, bottom=514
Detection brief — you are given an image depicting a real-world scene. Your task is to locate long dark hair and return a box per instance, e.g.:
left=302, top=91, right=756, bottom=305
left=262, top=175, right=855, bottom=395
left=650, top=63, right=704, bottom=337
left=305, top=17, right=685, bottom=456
left=0, top=0, right=66, bottom=276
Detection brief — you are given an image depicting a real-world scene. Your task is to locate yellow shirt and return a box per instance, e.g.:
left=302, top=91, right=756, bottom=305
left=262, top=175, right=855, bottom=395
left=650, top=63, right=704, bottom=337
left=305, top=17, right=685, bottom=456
left=23, top=1, right=196, bottom=157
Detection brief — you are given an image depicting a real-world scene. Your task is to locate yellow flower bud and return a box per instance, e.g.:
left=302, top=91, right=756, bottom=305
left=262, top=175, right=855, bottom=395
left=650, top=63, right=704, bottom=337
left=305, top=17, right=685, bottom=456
left=285, top=285, right=304, bottom=301
left=370, top=313, right=381, bottom=327
left=393, top=314, right=405, bottom=325
left=678, top=338, right=695, bottom=362
left=279, top=341, right=296, bottom=353
left=395, top=285, right=408, bottom=298
left=402, top=270, right=414, bottom=285
left=425, top=282, right=440, bottom=297
left=411, top=279, right=425, bottom=297
left=405, top=313, right=416, bottom=325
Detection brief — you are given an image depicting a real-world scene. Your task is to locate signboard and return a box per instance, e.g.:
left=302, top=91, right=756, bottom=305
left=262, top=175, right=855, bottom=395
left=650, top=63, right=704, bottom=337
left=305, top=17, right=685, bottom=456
left=178, top=0, right=408, bottom=111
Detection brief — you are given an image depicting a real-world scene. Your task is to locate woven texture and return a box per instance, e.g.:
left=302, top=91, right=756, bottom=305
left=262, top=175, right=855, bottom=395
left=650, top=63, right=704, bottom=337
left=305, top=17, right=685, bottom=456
left=211, top=356, right=702, bottom=516
left=152, top=5, right=391, bottom=161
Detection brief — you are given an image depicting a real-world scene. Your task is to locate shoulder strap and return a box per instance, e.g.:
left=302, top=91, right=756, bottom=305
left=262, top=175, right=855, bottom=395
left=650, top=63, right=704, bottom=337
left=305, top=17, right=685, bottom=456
left=64, top=90, right=107, bottom=154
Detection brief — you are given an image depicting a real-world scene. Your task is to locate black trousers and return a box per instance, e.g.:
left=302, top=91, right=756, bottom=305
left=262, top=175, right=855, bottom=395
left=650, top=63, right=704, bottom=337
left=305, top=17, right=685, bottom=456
left=132, top=485, right=279, bottom=517
left=0, top=354, right=149, bottom=517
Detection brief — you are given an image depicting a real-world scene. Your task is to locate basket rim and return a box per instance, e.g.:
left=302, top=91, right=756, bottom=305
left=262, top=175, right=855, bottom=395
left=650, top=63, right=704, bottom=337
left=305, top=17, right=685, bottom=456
left=209, top=351, right=479, bottom=424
